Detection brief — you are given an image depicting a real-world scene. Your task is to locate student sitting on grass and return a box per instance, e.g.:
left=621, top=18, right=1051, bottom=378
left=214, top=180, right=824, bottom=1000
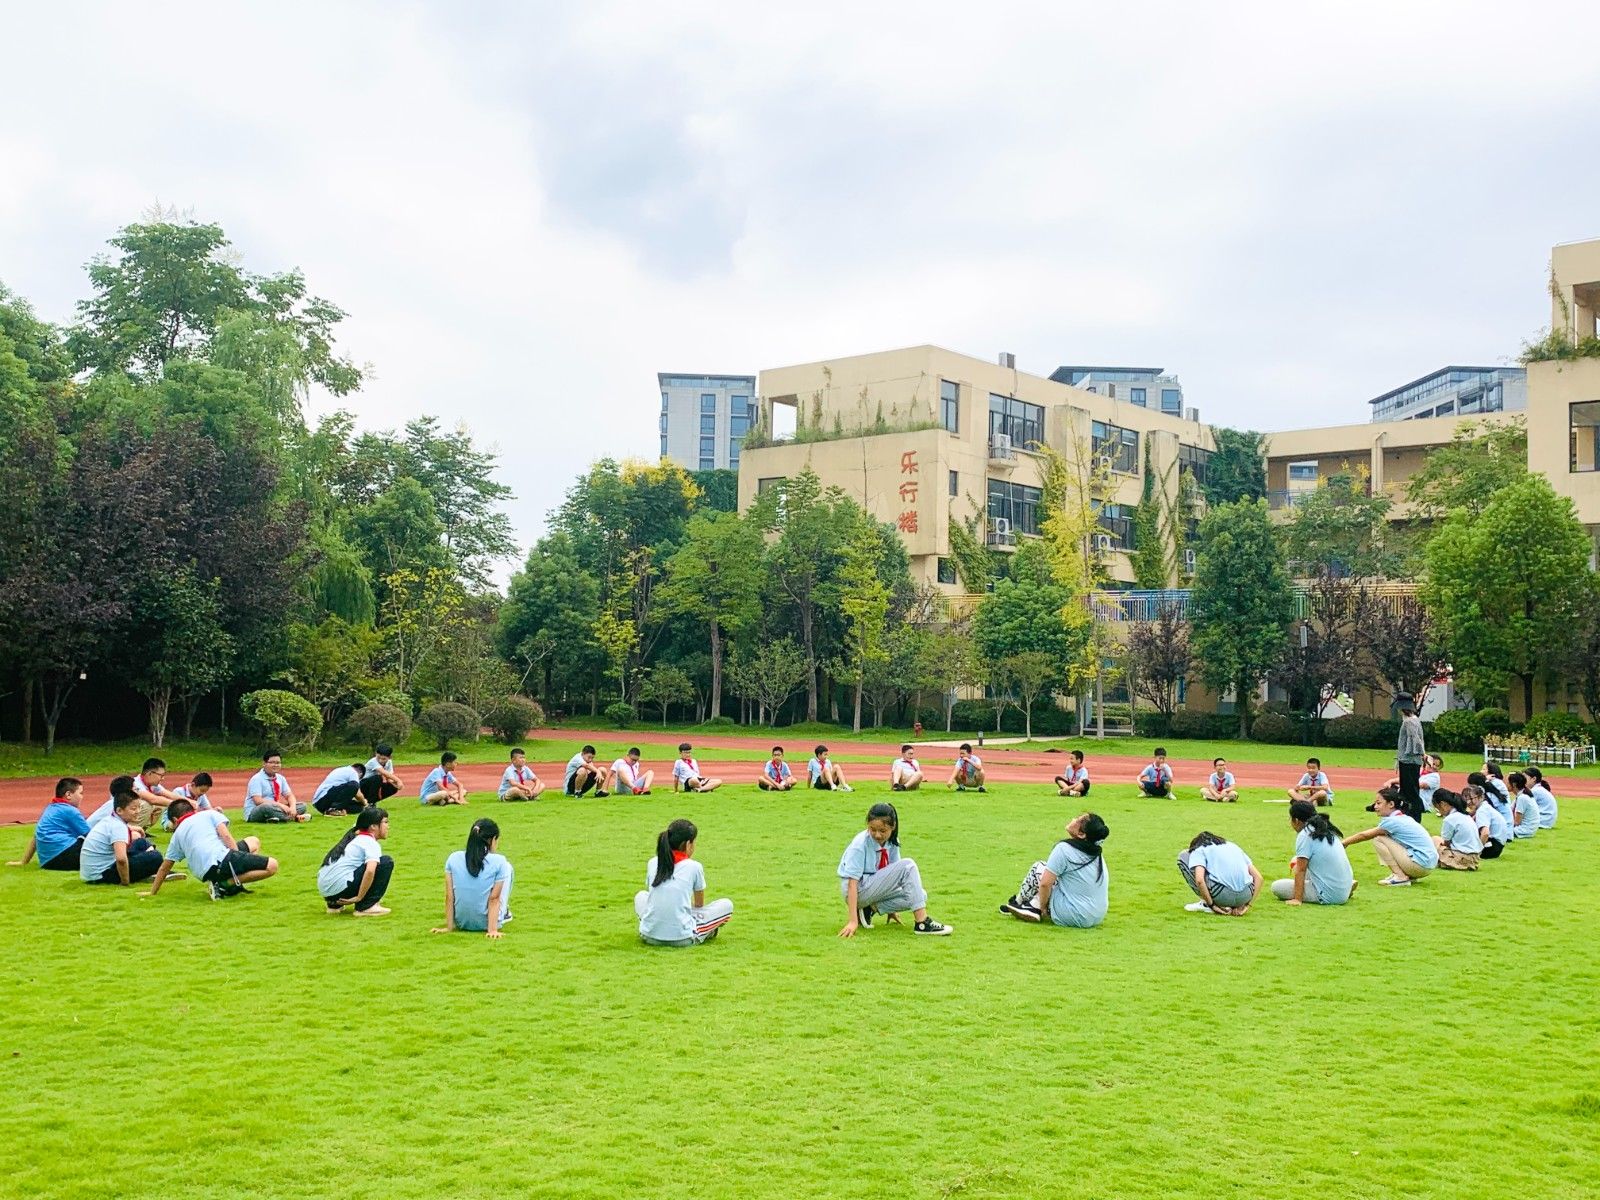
left=948, top=744, right=985, bottom=792
left=837, top=802, right=952, bottom=937
left=160, top=773, right=215, bottom=831
left=499, top=748, right=544, bottom=801
left=1481, top=761, right=1510, bottom=804
left=890, top=744, right=924, bottom=792
left=1000, top=812, right=1110, bottom=928
left=1464, top=784, right=1508, bottom=859
left=808, top=745, right=853, bottom=791
left=1525, top=767, right=1558, bottom=829
left=564, top=746, right=611, bottom=797
left=129, top=757, right=179, bottom=830
left=312, top=763, right=373, bottom=815
left=1137, top=749, right=1175, bottom=798
left=9, top=778, right=91, bottom=871
left=364, top=744, right=403, bottom=802
left=317, top=806, right=394, bottom=916
left=1507, top=772, right=1540, bottom=840
left=1343, top=787, right=1437, bottom=886
left=611, top=748, right=655, bottom=796
left=1271, top=801, right=1354, bottom=905
left=758, top=746, right=795, bottom=791
left=1177, top=831, right=1261, bottom=915
left=1054, top=749, right=1090, bottom=797
left=245, top=751, right=309, bottom=823
left=1418, top=754, right=1443, bottom=813
left=1286, top=757, right=1334, bottom=807
left=1431, top=789, right=1482, bottom=871
left=1468, top=771, right=1513, bottom=832
left=86, top=776, right=136, bottom=827
left=147, top=798, right=277, bottom=901
left=420, top=753, right=467, bottom=806
left=634, top=818, right=733, bottom=947
left=431, top=818, right=512, bottom=938
left=80, top=789, right=164, bottom=886
left=671, top=743, right=721, bottom=793
left=1200, top=758, right=1237, bottom=803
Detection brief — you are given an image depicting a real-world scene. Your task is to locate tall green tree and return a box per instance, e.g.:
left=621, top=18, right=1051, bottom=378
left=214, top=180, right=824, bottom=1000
left=496, top=533, right=602, bottom=703
left=836, top=518, right=891, bottom=732
left=658, top=511, right=763, bottom=720
left=1405, top=418, right=1529, bottom=520
left=1422, top=474, right=1595, bottom=718
left=1201, top=428, right=1266, bottom=506
left=973, top=542, right=1078, bottom=689
left=1190, top=499, right=1294, bottom=737
left=123, top=568, right=235, bottom=749
left=1280, top=470, right=1398, bottom=577
left=1130, top=439, right=1168, bottom=588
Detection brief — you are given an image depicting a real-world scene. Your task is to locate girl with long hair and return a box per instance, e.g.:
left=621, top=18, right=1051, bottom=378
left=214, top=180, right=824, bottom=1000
left=432, top=818, right=513, bottom=938
left=633, top=819, right=733, bottom=946
left=1271, top=801, right=1353, bottom=905
left=836, top=802, right=952, bottom=937
left=316, top=806, right=394, bottom=915
left=1000, top=812, right=1110, bottom=927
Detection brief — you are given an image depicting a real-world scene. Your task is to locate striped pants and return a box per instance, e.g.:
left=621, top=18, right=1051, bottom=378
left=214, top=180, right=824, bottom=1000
left=841, top=858, right=927, bottom=914
left=1177, top=850, right=1255, bottom=909
left=634, top=893, right=734, bottom=946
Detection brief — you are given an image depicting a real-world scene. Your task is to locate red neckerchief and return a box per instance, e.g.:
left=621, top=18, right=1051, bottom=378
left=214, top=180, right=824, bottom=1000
left=876, top=844, right=890, bottom=870
left=356, top=830, right=375, bottom=839
left=173, top=809, right=199, bottom=829
left=671, top=850, right=690, bottom=864
left=48, top=799, right=77, bottom=807
left=515, top=766, right=528, bottom=783
left=269, top=773, right=281, bottom=803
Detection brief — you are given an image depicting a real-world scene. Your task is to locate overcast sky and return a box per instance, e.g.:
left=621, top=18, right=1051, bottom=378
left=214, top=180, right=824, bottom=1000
left=4, top=1, right=1598, bottom=569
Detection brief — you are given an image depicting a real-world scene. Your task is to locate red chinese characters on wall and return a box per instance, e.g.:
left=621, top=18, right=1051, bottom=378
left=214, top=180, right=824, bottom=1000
left=897, top=450, right=919, bottom=533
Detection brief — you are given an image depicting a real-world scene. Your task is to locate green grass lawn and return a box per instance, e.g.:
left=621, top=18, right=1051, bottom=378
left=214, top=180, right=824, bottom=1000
left=2, top=782, right=1596, bottom=1199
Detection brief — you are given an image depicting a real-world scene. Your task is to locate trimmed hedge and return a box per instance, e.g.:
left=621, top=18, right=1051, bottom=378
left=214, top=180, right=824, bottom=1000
left=1134, top=711, right=1173, bottom=739
left=1477, top=708, right=1513, bottom=736
left=240, top=688, right=323, bottom=752
left=1520, top=711, right=1590, bottom=743
left=948, top=699, right=1076, bottom=737
left=484, top=696, right=545, bottom=745
left=1250, top=712, right=1300, bottom=744
left=345, top=703, right=412, bottom=750
left=416, top=702, right=482, bottom=749
left=603, top=701, right=634, bottom=729
left=1170, top=709, right=1237, bottom=741
left=1429, top=709, right=1483, bottom=752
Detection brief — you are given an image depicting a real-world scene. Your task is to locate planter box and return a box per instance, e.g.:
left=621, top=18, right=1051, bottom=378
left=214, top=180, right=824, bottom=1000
left=1483, top=740, right=1597, bottom=768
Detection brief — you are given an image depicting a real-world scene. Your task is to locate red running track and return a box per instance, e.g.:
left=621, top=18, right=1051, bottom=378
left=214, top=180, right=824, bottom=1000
left=2, top=729, right=1594, bottom=824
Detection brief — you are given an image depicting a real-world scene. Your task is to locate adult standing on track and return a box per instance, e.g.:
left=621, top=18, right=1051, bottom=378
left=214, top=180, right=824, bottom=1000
left=1395, top=693, right=1426, bottom=821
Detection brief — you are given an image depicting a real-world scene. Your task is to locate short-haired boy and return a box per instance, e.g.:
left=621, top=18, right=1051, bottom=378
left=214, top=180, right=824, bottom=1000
left=758, top=746, right=796, bottom=791
left=1054, top=750, right=1090, bottom=797
left=672, top=743, right=721, bottom=794
left=146, top=799, right=277, bottom=901
left=611, top=748, right=655, bottom=796
left=79, top=790, right=166, bottom=885
left=1137, top=749, right=1175, bottom=798
left=1287, top=758, right=1334, bottom=806
left=8, top=778, right=91, bottom=870
left=564, top=745, right=611, bottom=797
left=948, top=744, right=986, bottom=793
left=499, top=748, right=545, bottom=801
left=420, top=753, right=467, bottom=805
left=891, top=745, right=924, bottom=791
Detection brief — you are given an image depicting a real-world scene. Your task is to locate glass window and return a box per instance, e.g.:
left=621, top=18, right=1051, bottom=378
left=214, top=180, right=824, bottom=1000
left=757, top=477, right=784, bottom=493
left=1178, top=444, right=1211, bottom=488
left=1572, top=401, right=1600, bottom=472
left=1107, top=383, right=1117, bottom=400
left=730, top=413, right=749, bottom=437
left=948, top=469, right=959, bottom=497
left=1288, top=461, right=1319, bottom=482
left=941, top=379, right=959, bottom=433
left=729, top=445, right=740, bottom=468
left=700, top=436, right=715, bottom=457
left=1130, top=387, right=1146, bottom=407
left=1090, top=420, right=1138, bottom=474
left=699, top=457, right=715, bottom=471
left=700, top=413, right=715, bottom=433
left=937, top=558, right=958, bottom=586
left=988, top=478, right=1043, bottom=536
left=989, top=394, right=1044, bottom=450
left=660, top=435, right=667, bottom=458
left=1095, top=502, right=1135, bottom=550
left=659, top=413, right=667, bottom=434
left=731, top=395, right=749, bottom=413
left=700, top=393, right=717, bottom=413
left=1160, top=388, right=1182, bottom=414
left=661, top=391, right=669, bottom=412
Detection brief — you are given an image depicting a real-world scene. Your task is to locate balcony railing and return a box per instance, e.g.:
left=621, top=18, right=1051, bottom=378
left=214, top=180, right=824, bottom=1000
left=1090, top=581, right=1421, bottom=622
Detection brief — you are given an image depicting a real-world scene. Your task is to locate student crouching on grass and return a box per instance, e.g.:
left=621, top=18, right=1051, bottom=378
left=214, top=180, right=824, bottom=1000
left=420, top=752, right=467, bottom=805
left=312, top=762, right=373, bottom=816
left=1464, top=784, right=1509, bottom=859
left=317, top=807, right=394, bottom=916
left=757, top=746, right=795, bottom=791
left=948, top=743, right=985, bottom=792
left=1271, top=801, right=1354, bottom=906
left=80, top=789, right=165, bottom=886
left=611, top=747, right=654, bottom=795
left=161, top=772, right=215, bottom=831
left=634, top=818, right=733, bottom=947
left=1000, top=812, right=1110, bottom=928
left=671, top=743, right=722, bottom=794
left=8, top=778, right=91, bottom=871
left=807, top=745, right=853, bottom=792
left=1137, top=749, right=1175, bottom=798
left=145, top=798, right=277, bottom=901
left=1431, top=790, right=1482, bottom=871
left=1343, top=786, right=1436, bottom=886
left=564, top=745, right=611, bottom=797
left=1054, top=749, right=1090, bottom=797
left=499, top=748, right=544, bottom=802
left=432, top=818, right=512, bottom=939
left=836, top=802, right=952, bottom=937
left=1286, top=757, right=1334, bottom=807
left=1200, top=757, right=1237, bottom=803
left=1177, top=832, right=1262, bottom=916
left=364, top=743, right=403, bottom=802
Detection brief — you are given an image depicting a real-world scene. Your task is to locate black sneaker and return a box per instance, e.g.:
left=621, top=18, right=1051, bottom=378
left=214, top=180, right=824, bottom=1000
left=891, top=783, right=905, bottom=792
left=207, top=881, right=228, bottom=901
left=976, top=786, right=987, bottom=793
left=858, top=905, right=876, bottom=928
left=914, top=917, right=953, bottom=936
left=1004, top=902, right=1041, bottom=922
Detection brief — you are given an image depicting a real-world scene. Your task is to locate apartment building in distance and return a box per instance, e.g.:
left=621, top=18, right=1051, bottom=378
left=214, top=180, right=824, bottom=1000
left=1049, top=365, right=1189, bottom=418
left=1366, top=365, right=1526, bottom=422
left=658, top=373, right=758, bottom=471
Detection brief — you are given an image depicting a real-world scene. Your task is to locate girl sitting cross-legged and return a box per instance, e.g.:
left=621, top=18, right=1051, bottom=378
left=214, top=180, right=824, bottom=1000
left=1000, top=812, right=1110, bottom=928
left=634, top=819, right=733, bottom=947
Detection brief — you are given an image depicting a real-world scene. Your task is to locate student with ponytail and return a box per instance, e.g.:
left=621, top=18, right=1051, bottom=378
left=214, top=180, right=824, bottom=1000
left=1271, top=801, right=1354, bottom=905
left=432, top=819, right=513, bottom=938
left=1000, top=812, right=1110, bottom=927
left=633, top=819, right=733, bottom=946
left=836, top=802, right=952, bottom=937
left=1507, top=772, right=1540, bottom=840
left=316, top=807, right=394, bottom=915
left=1464, top=784, right=1509, bottom=859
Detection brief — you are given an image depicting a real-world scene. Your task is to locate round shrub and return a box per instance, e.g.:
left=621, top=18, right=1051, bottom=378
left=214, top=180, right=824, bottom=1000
left=345, top=703, right=412, bottom=750
left=1323, top=714, right=1395, bottom=749
left=362, top=686, right=414, bottom=716
left=604, top=701, right=634, bottom=729
left=700, top=715, right=737, bottom=730
left=484, top=696, right=545, bottom=744
left=1477, top=708, right=1513, bottom=737
left=416, top=701, right=482, bottom=749
left=1250, top=712, right=1300, bottom=744
left=1430, top=708, right=1483, bottom=752
left=1134, top=711, right=1173, bottom=739
left=1521, top=711, right=1590, bottom=744
left=240, top=688, right=323, bottom=752
left=1171, top=709, right=1236, bottom=741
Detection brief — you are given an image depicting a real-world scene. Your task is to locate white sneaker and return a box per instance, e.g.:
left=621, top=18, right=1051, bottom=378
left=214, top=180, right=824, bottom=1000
left=840, top=784, right=854, bottom=792
left=1184, top=901, right=1212, bottom=912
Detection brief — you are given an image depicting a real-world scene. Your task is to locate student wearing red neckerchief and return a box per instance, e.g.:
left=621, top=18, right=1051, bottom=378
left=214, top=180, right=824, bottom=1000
left=245, top=751, right=308, bottom=823
left=420, top=753, right=467, bottom=806
left=836, top=802, right=952, bottom=938
left=498, top=748, right=545, bottom=802
left=670, top=742, right=722, bottom=794
left=634, top=819, right=732, bottom=946
left=317, top=807, right=394, bottom=915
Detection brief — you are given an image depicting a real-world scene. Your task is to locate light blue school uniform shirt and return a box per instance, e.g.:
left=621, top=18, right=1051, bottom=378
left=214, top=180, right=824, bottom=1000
left=499, top=764, right=536, bottom=798
left=1297, top=770, right=1334, bottom=800
left=763, top=759, right=793, bottom=784
left=672, top=757, right=702, bottom=786
left=445, top=850, right=513, bottom=931
left=1293, top=827, right=1353, bottom=904
left=1439, top=810, right=1483, bottom=854
left=1140, top=762, right=1172, bottom=785
left=312, top=766, right=361, bottom=804
left=1378, top=812, right=1438, bottom=867
left=35, top=802, right=91, bottom=864
left=1043, top=841, right=1108, bottom=928
left=1511, top=793, right=1539, bottom=839
left=244, top=769, right=287, bottom=818
left=164, top=809, right=232, bottom=880
left=638, top=856, right=708, bottom=943
left=1187, top=841, right=1253, bottom=892
left=419, top=766, right=454, bottom=803
left=1530, top=784, right=1557, bottom=829
left=807, top=757, right=828, bottom=783
left=1474, top=800, right=1510, bottom=845
left=159, top=784, right=212, bottom=831
left=364, top=756, right=392, bottom=777
left=1484, top=787, right=1512, bottom=826
left=1418, top=772, right=1441, bottom=812
left=563, top=753, right=589, bottom=789
left=1208, top=771, right=1236, bottom=791
left=317, top=832, right=383, bottom=897
left=87, top=798, right=115, bottom=827
left=79, top=814, right=131, bottom=881
left=838, top=829, right=898, bottom=885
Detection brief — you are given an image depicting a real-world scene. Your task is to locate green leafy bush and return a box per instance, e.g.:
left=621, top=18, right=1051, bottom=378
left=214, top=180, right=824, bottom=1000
left=1250, top=712, right=1300, bottom=744
left=1322, top=714, right=1399, bottom=749
left=1520, top=711, right=1590, bottom=744
left=1170, top=709, right=1236, bottom=741
left=484, top=696, right=545, bottom=745
left=604, top=701, right=634, bottom=729
left=240, top=689, right=323, bottom=752
left=416, top=702, right=482, bottom=749
left=1134, top=712, right=1173, bottom=738
left=1430, top=709, right=1483, bottom=752
left=946, top=699, right=1076, bottom=736
left=345, top=703, right=412, bottom=750
left=1477, top=708, right=1513, bottom=736
left=700, top=715, right=737, bottom=730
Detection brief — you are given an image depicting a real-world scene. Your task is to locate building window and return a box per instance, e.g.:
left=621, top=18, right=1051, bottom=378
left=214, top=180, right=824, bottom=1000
left=699, top=458, right=715, bottom=471
left=1107, top=383, right=1117, bottom=400
left=948, top=470, right=959, bottom=497
left=730, top=412, right=749, bottom=437
left=757, top=477, right=783, bottom=493
left=660, top=435, right=667, bottom=458
left=989, top=394, right=1044, bottom=450
left=732, top=395, right=750, bottom=415
left=1130, top=387, right=1147, bottom=407
left=729, top=445, right=740, bottom=469
left=937, top=557, right=958, bottom=586
left=659, top=413, right=668, bottom=434
left=1091, top=420, right=1139, bottom=474
left=940, top=379, right=959, bottom=433
left=700, top=393, right=717, bottom=413
left=661, top=391, right=669, bottom=412
left=700, top=413, right=715, bottom=433
left=1571, top=401, right=1600, bottom=472
left=988, top=478, right=1043, bottom=536
left=700, top=436, right=716, bottom=458
left=1096, top=502, right=1135, bottom=550
left=1288, top=461, right=1319, bottom=482
left=1178, top=444, right=1211, bottom=488
left=1160, top=388, right=1182, bottom=415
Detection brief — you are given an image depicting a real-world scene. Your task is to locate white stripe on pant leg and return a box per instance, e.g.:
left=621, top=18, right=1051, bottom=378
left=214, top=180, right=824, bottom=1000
left=692, top=897, right=733, bottom=941
left=855, top=857, right=927, bottom=913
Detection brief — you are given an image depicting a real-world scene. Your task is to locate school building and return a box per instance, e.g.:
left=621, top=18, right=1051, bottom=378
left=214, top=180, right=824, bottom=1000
left=734, top=238, right=1600, bottom=721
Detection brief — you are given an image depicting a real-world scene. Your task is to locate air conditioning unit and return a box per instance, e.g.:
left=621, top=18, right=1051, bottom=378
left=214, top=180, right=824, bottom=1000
left=987, top=517, right=1015, bottom=547
left=989, top=433, right=1015, bottom=460
left=1184, top=548, right=1196, bottom=573
left=1094, top=533, right=1113, bottom=552
left=1098, top=454, right=1115, bottom=473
